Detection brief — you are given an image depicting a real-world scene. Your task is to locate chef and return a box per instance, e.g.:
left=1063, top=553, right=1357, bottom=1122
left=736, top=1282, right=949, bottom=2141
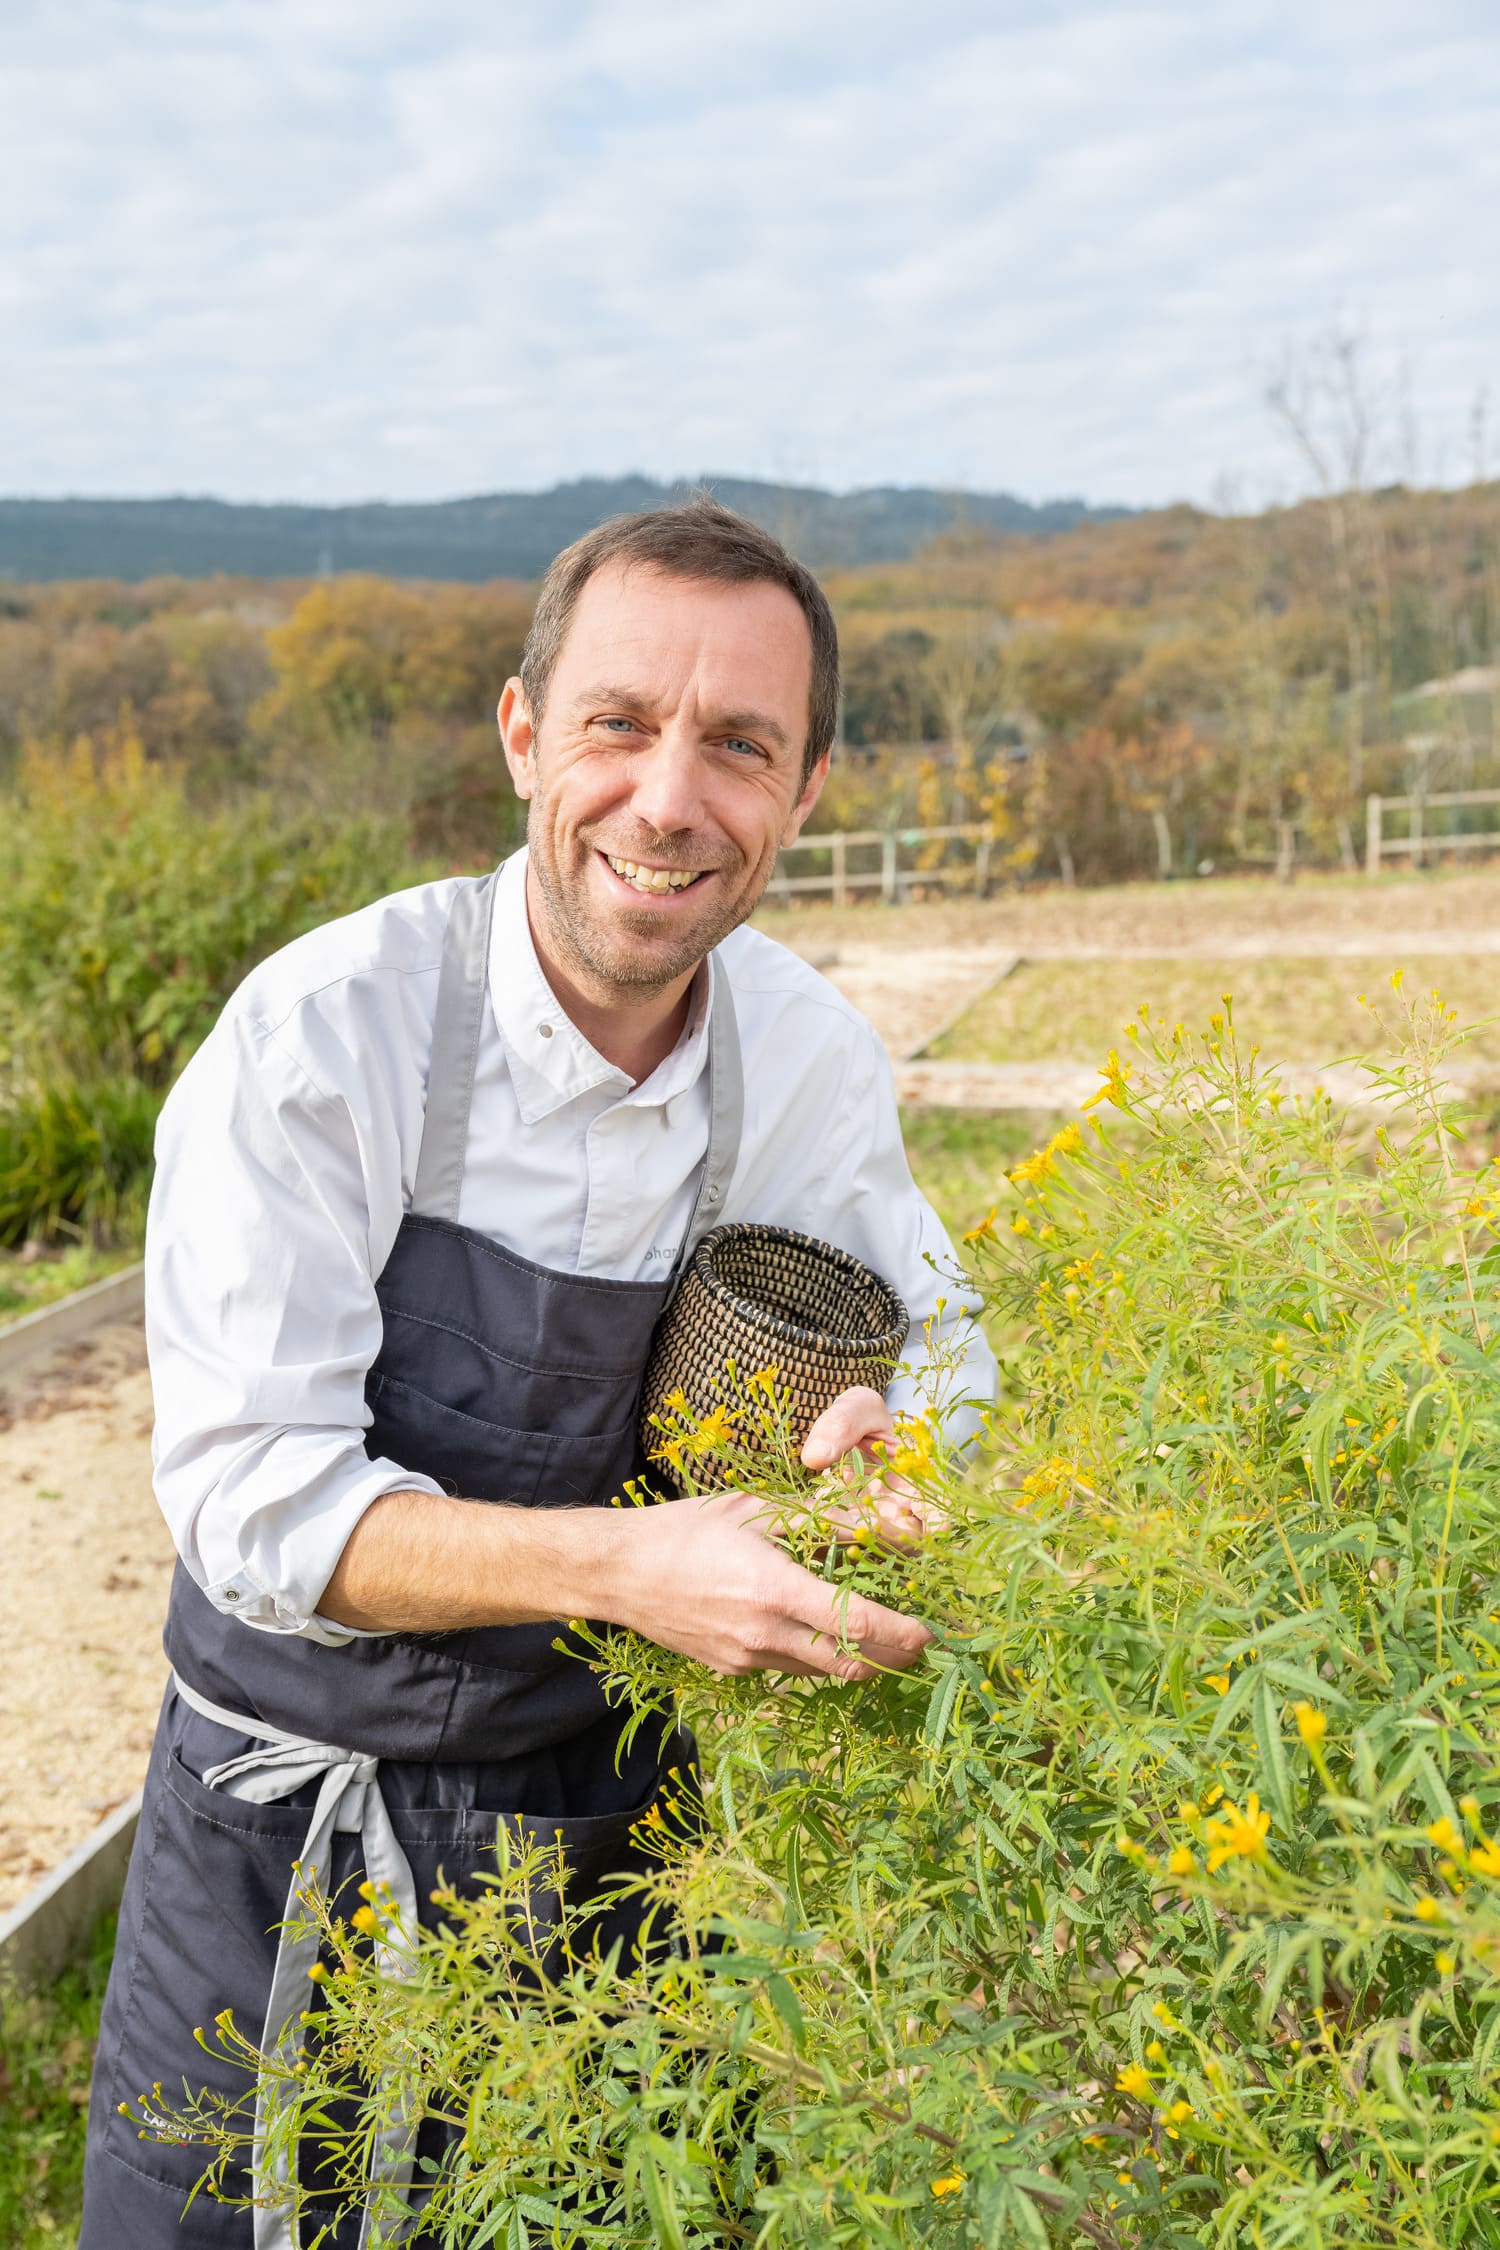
left=81, top=496, right=997, bottom=2245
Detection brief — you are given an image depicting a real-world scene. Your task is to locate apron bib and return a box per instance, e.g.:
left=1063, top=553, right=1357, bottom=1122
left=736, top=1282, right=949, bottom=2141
left=83, top=869, right=742, bottom=2248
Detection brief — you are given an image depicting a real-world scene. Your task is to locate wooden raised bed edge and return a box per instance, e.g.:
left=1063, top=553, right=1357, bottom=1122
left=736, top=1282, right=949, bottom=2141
left=0, top=1262, right=145, bottom=1374
left=0, top=1792, right=142, bottom=1991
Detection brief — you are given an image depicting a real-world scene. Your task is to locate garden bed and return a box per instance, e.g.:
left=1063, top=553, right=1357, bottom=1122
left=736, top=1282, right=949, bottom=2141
left=928, top=949, right=1500, bottom=1066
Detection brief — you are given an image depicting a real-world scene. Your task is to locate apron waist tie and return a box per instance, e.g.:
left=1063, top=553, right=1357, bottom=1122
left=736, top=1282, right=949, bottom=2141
left=170, top=1671, right=421, bottom=2250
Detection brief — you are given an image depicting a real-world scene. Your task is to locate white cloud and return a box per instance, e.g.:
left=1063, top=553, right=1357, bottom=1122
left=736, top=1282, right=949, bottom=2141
left=2, top=0, right=1496, bottom=507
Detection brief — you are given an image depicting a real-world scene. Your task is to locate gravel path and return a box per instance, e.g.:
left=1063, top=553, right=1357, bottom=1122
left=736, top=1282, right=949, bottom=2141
left=0, top=1319, right=174, bottom=1914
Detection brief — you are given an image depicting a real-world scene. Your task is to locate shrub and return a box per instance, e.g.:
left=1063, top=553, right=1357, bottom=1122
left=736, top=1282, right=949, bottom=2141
left=0, top=732, right=434, bottom=1240
left=0, top=734, right=427, bottom=1085
left=147, top=985, right=1500, bottom=2245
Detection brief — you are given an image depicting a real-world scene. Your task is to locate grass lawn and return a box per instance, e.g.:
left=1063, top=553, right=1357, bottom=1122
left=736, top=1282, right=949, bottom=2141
left=900, top=1108, right=1041, bottom=1242
left=0, top=1915, right=114, bottom=2246
left=927, top=954, right=1500, bottom=1066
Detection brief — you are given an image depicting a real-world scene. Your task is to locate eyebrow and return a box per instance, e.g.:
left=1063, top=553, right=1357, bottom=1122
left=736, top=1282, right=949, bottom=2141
left=575, top=685, right=792, bottom=755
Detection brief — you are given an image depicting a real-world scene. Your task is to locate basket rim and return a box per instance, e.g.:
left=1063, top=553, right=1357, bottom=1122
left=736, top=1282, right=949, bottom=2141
left=689, top=1222, right=908, bottom=1360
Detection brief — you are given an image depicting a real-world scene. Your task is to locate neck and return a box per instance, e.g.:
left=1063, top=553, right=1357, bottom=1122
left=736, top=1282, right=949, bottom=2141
left=524, top=868, right=699, bottom=1083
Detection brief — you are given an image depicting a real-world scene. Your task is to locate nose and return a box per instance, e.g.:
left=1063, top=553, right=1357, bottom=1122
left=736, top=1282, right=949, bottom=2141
left=625, top=728, right=707, bottom=839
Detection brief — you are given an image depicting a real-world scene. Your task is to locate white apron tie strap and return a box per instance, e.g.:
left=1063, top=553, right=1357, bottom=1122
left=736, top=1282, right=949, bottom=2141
left=171, top=1673, right=422, bottom=2250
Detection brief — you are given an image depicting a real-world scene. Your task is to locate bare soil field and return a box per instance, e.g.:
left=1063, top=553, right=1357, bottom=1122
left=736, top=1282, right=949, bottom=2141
left=759, top=864, right=1500, bottom=958
left=0, top=1320, right=173, bottom=1915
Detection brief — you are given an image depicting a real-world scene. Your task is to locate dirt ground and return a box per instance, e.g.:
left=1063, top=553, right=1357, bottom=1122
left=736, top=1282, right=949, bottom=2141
left=762, top=863, right=1500, bottom=958
left=0, top=1320, right=174, bottom=1916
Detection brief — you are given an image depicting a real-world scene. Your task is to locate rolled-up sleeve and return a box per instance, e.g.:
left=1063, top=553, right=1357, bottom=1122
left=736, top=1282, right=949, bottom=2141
left=146, top=997, right=443, bottom=1643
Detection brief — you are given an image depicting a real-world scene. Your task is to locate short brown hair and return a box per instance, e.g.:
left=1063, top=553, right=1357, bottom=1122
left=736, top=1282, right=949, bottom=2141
left=519, top=493, right=839, bottom=781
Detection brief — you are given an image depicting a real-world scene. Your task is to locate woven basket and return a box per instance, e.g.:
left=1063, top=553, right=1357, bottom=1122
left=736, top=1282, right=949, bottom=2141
left=639, top=1223, right=908, bottom=1494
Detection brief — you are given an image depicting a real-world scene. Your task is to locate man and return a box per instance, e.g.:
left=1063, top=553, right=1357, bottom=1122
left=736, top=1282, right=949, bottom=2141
left=82, top=497, right=996, bottom=2244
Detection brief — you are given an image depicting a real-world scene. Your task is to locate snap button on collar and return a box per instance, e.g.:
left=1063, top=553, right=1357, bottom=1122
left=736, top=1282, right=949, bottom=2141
left=538, top=1022, right=554, bottom=1038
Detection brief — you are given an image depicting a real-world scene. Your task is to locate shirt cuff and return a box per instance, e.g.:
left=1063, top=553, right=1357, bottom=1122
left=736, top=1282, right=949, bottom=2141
left=198, top=1460, right=447, bottom=1642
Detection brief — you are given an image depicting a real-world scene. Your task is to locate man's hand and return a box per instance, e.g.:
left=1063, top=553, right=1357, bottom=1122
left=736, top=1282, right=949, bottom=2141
left=800, top=1383, right=941, bottom=1546
left=319, top=1383, right=941, bottom=1678
left=601, top=1486, right=931, bottom=1681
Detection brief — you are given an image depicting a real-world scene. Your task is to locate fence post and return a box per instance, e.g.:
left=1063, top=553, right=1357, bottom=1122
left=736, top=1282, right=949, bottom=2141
left=1365, top=794, right=1382, bottom=876
left=831, top=832, right=848, bottom=909
left=974, top=832, right=991, bottom=899
left=880, top=833, right=897, bottom=905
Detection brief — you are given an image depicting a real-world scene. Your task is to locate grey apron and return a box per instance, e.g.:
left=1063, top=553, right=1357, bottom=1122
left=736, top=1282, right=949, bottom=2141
left=82, top=869, right=742, bottom=2247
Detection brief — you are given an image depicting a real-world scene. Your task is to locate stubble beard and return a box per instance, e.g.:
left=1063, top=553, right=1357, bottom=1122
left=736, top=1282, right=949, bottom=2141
left=526, top=798, right=770, bottom=996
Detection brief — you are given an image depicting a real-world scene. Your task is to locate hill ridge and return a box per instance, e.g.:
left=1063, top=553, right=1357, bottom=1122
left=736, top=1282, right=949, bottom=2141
left=0, top=476, right=1133, bottom=583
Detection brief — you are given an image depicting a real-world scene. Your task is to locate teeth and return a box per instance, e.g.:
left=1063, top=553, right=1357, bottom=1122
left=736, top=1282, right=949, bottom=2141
left=606, top=855, right=704, bottom=894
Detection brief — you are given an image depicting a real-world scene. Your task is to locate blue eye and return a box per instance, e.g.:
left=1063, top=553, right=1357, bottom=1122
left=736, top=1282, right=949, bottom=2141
left=724, top=737, right=760, bottom=758
left=599, top=717, right=636, bottom=734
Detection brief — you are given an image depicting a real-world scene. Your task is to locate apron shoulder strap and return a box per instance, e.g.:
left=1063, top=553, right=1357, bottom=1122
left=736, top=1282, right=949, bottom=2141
left=410, top=869, right=499, bottom=1221
left=676, top=952, right=743, bottom=1271
left=411, top=866, right=744, bottom=1247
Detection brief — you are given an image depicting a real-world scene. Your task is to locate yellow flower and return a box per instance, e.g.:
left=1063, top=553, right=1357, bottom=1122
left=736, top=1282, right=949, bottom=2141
left=306, top=1961, right=328, bottom=1983
left=664, top=1387, right=689, bottom=1414
left=690, top=1405, right=737, bottom=1453
left=1011, top=1211, right=1033, bottom=1236
left=1083, top=1050, right=1133, bottom=1111
left=1204, top=1794, right=1271, bottom=1871
left=1294, top=1703, right=1327, bottom=1748
left=930, top=2170, right=966, bottom=2198
left=1204, top=1673, right=1231, bottom=1697
left=1469, top=1839, right=1500, bottom=1878
left=651, top=1435, right=689, bottom=1472
left=746, top=1364, right=779, bottom=1396
left=350, top=1905, right=379, bottom=1937
left=1164, top=2099, right=1194, bottom=2126
left=1426, top=1817, right=1465, bottom=1859
left=1116, top=2064, right=1153, bottom=2100
left=1167, top=1846, right=1196, bottom=1877
left=1413, top=1896, right=1444, bottom=1922
left=962, top=1207, right=998, bottom=1244
left=1146, top=2040, right=1166, bottom=2063
left=1151, top=2000, right=1179, bottom=2028
left=1436, top=1952, right=1457, bottom=1975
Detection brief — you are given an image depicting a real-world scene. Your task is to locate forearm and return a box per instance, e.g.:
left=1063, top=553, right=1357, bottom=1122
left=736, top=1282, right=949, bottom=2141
left=318, top=1487, right=626, bottom=1633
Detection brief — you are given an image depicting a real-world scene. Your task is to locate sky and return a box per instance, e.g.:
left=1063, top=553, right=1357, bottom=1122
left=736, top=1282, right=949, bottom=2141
left=4, top=0, right=1498, bottom=511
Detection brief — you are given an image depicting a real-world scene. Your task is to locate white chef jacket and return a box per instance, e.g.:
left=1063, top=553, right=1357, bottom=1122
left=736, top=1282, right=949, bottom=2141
left=145, top=849, right=997, bottom=1643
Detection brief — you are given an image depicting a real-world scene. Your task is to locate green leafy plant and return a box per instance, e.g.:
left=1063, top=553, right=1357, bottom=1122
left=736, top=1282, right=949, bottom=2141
left=142, top=981, right=1500, bottom=2246
left=0, top=1912, right=116, bottom=2246
left=0, top=731, right=432, bottom=1242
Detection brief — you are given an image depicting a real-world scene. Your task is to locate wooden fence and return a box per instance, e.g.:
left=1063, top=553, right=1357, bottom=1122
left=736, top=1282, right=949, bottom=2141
left=764, top=824, right=997, bottom=906
left=1366, top=789, right=1500, bottom=873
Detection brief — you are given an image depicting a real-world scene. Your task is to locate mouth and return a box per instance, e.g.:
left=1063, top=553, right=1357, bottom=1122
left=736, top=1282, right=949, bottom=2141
left=600, top=851, right=712, bottom=898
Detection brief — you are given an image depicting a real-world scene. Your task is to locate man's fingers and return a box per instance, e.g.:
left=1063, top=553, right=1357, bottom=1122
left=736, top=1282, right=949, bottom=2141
left=800, top=1385, right=894, bottom=1472
left=785, top=1572, right=933, bottom=1672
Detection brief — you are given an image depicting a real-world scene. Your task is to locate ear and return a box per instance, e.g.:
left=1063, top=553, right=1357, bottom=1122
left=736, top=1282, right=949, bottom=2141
left=781, top=748, right=832, bottom=847
left=497, top=678, right=536, bottom=800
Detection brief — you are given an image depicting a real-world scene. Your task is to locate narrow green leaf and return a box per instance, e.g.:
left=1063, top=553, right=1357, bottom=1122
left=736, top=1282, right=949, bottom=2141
left=1252, top=1677, right=1296, bottom=1836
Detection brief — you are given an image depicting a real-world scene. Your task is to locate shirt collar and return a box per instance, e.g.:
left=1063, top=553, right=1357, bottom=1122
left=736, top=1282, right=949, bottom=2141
left=487, top=848, right=714, bottom=1125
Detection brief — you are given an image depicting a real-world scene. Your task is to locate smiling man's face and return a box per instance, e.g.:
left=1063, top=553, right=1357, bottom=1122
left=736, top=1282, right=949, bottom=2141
left=499, top=560, right=829, bottom=998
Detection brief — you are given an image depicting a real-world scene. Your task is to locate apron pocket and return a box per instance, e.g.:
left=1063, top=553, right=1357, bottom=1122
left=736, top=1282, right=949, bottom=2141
left=98, top=1745, right=325, bottom=2204
left=367, top=1373, right=639, bottom=1506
